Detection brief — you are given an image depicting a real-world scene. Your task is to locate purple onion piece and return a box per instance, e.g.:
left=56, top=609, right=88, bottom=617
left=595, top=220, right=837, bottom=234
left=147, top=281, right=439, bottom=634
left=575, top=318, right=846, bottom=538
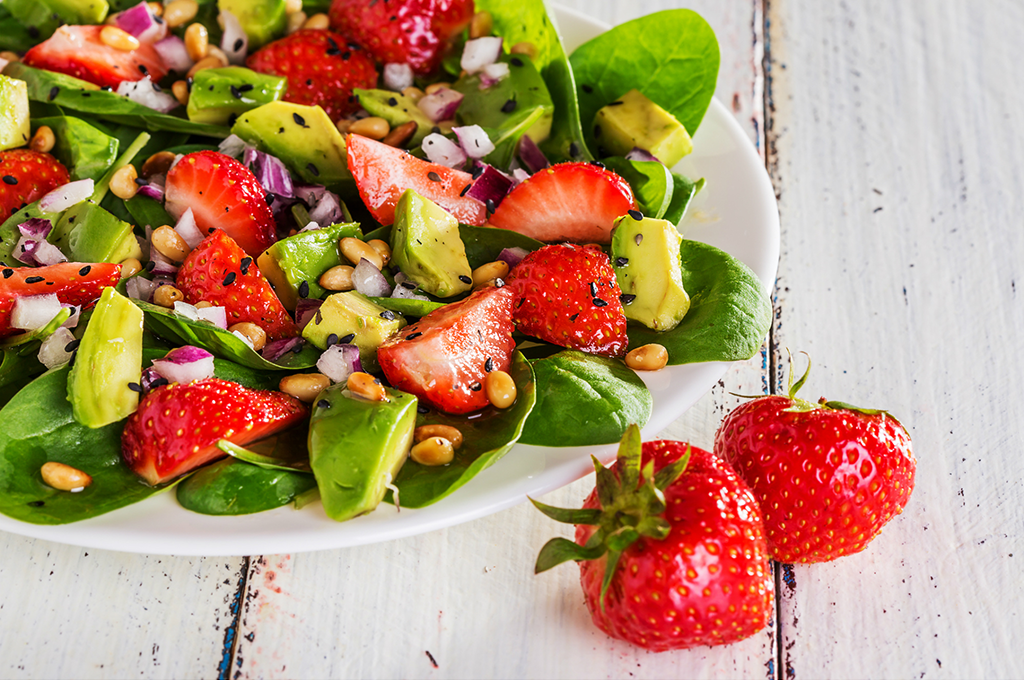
left=352, top=258, right=391, bottom=297
left=152, top=346, right=216, bottom=384
left=466, top=164, right=514, bottom=208
left=295, top=298, right=323, bottom=330
left=261, top=337, right=304, bottom=362
left=140, top=366, right=167, bottom=393
left=517, top=135, right=550, bottom=173
left=126, top=276, right=159, bottom=302
left=293, top=184, right=327, bottom=205
left=452, top=125, right=495, bottom=160
left=116, top=2, right=157, bottom=38
left=11, top=294, right=62, bottom=331
left=511, top=168, right=530, bottom=184
left=316, top=343, right=362, bottom=383
left=625, top=146, right=662, bottom=164
left=251, top=150, right=294, bottom=199
left=383, top=63, right=414, bottom=91
left=18, top=217, right=52, bottom=239
left=497, top=246, right=530, bottom=268
left=307, top=188, right=342, bottom=225
left=461, top=36, right=503, bottom=73
left=154, top=35, right=193, bottom=74
left=479, top=62, right=510, bottom=88
left=197, top=305, right=227, bottom=329
left=174, top=208, right=204, bottom=249
left=421, top=133, right=467, bottom=169
left=39, top=179, right=93, bottom=213
left=161, top=345, right=214, bottom=364
left=417, top=88, right=464, bottom=122
left=137, top=183, right=164, bottom=201
left=219, top=134, right=254, bottom=160
left=116, top=77, right=179, bottom=113
left=219, top=10, right=248, bottom=65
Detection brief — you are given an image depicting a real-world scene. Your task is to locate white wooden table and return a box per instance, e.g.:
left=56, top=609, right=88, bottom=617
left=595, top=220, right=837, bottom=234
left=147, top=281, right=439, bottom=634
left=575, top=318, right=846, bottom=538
left=2, top=1, right=1022, bottom=677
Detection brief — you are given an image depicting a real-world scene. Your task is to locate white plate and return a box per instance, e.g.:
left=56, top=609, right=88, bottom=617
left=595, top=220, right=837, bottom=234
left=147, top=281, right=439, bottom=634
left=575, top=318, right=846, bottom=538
left=0, top=6, right=780, bottom=556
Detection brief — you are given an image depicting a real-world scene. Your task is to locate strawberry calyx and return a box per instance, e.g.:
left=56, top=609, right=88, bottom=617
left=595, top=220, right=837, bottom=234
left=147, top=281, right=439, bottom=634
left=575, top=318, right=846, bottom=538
left=784, top=352, right=894, bottom=417
left=530, top=424, right=690, bottom=609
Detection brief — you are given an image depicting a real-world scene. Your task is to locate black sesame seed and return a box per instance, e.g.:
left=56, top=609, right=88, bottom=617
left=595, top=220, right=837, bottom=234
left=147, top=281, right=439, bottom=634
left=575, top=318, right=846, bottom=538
left=417, top=404, right=430, bottom=414
left=510, top=57, right=523, bottom=67
left=405, top=332, right=423, bottom=340
left=620, top=294, right=637, bottom=305
left=589, top=160, right=605, bottom=169
left=634, top=233, right=643, bottom=245
left=339, top=333, right=355, bottom=344
left=151, top=377, right=169, bottom=389
left=388, top=97, right=398, bottom=106
left=593, top=298, right=608, bottom=307
left=614, top=257, right=628, bottom=267
left=233, top=38, right=244, bottom=52
left=238, top=84, right=254, bottom=93
left=431, top=126, right=441, bottom=134
left=145, top=261, right=156, bottom=272
left=307, top=162, right=319, bottom=176
left=569, top=142, right=580, bottom=157
left=25, top=276, right=44, bottom=284
left=230, top=85, right=243, bottom=99
left=293, top=113, right=309, bottom=128
left=581, top=84, right=593, bottom=94
left=342, top=51, right=351, bottom=61
left=128, top=382, right=142, bottom=393
left=485, top=198, right=495, bottom=214
left=628, top=209, right=643, bottom=221
left=460, top=184, right=471, bottom=197
left=135, top=177, right=150, bottom=186
left=138, top=64, right=149, bottom=76
left=48, top=86, right=60, bottom=101
left=28, top=500, right=45, bottom=508
left=470, top=382, right=482, bottom=392
left=380, top=310, right=396, bottom=320
left=589, top=282, right=598, bottom=297
left=427, top=171, right=441, bottom=182
left=317, top=399, right=331, bottom=409
left=608, top=100, right=625, bottom=106
left=315, top=309, right=323, bottom=325
left=401, top=281, right=417, bottom=290
left=265, top=192, right=274, bottom=206
left=298, top=280, right=310, bottom=298
left=458, top=275, right=472, bottom=284
left=570, top=313, right=579, bottom=321
left=68, top=351, right=76, bottom=367
left=152, top=82, right=163, bottom=92
left=326, top=37, right=340, bottom=55
left=222, top=272, right=237, bottom=286
left=292, top=343, right=303, bottom=353
left=2, top=175, right=17, bottom=185
left=501, top=98, right=517, bottom=113
left=240, top=257, right=252, bottom=275
left=326, top=333, right=339, bottom=346
left=64, top=339, right=80, bottom=352
left=471, top=164, right=483, bottom=179
left=485, top=357, right=494, bottom=372
left=2, top=269, right=13, bottom=279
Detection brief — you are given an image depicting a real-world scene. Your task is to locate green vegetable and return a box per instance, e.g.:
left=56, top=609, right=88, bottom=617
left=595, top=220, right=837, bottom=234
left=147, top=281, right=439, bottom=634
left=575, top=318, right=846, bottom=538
left=601, top=156, right=675, bottom=220
left=0, top=5, right=38, bottom=52
left=175, top=457, right=316, bottom=516
left=367, top=297, right=446, bottom=318
left=663, top=174, right=705, bottom=226
left=31, top=115, right=120, bottom=181
left=217, top=427, right=311, bottom=473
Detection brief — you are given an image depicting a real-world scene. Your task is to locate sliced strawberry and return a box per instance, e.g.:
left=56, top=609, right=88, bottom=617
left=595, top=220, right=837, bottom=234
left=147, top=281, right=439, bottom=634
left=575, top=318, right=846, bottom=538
left=122, top=378, right=308, bottom=485
left=507, top=243, right=628, bottom=357
left=0, top=150, right=70, bottom=222
left=176, top=230, right=297, bottom=340
left=328, top=0, right=473, bottom=75
left=23, top=25, right=168, bottom=89
left=346, top=133, right=486, bottom=226
left=164, top=151, right=276, bottom=258
left=247, top=29, right=378, bottom=121
left=488, top=163, right=637, bottom=244
left=0, top=262, right=121, bottom=338
left=377, top=285, right=517, bottom=414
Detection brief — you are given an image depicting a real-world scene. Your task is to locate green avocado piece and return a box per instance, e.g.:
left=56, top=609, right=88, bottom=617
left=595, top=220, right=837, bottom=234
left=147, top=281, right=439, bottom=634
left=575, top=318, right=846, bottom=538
left=49, top=200, right=142, bottom=264
left=256, top=221, right=362, bottom=311
left=32, top=115, right=119, bottom=181
left=452, top=54, right=555, bottom=146
left=218, top=0, right=287, bottom=50
left=391, top=189, right=473, bottom=298
left=4, top=0, right=108, bottom=40
left=301, top=291, right=407, bottom=369
left=593, top=89, right=693, bottom=167
left=308, top=382, right=417, bottom=522
left=186, top=67, right=287, bottom=126
left=0, top=75, right=30, bottom=152
left=610, top=213, right=690, bottom=331
left=353, top=89, right=441, bottom=148
left=232, top=101, right=353, bottom=194
left=67, top=287, right=144, bottom=428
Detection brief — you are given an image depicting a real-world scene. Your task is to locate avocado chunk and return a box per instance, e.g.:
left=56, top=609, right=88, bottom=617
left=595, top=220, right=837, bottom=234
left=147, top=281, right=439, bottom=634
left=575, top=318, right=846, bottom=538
left=353, top=88, right=439, bottom=148
left=67, top=287, right=144, bottom=428
left=4, top=0, right=108, bottom=41
left=49, top=200, right=142, bottom=264
left=391, top=189, right=473, bottom=298
left=610, top=214, right=690, bottom=331
left=0, top=74, right=29, bottom=152
left=232, top=101, right=353, bottom=194
left=301, top=291, right=407, bottom=369
left=308, top=382, right=417, bottom=522
left=593, top=89, right=693, bottom=168
left=256, top=221, right=362, bottom=311
left=186, top=67, right=287, bottom=126
left=219, top=0, right=287, bottom=50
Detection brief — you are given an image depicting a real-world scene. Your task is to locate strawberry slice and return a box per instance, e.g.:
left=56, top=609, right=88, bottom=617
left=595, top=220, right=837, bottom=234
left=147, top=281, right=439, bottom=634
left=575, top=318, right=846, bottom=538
left=346, top=133, right=486, bottom=226
left=377, top=285, right=517, bottom=414
left=165, top=151, right=276, bottom=258
left=23, top=25, right=168, bottom=89
left=0, top=262, right=121, bottom=338
left=122, top=378, right=307, bottom=485
left=506, top=243, right=628, bottom=357
left=487, top=163, right=637, bottom=244
left=0, top=150, right=70, bottom=222
left=176, top=230, right=297, bottom=340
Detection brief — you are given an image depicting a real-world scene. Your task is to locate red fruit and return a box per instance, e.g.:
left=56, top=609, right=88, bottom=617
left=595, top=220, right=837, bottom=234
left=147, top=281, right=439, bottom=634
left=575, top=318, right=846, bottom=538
left=346, top=133, right=486, bottom=226
left=0, top=262, right=121, bottom=338
left=164, top=151, right=276, bottom=258
left=247, top=29, right=378, bottom=121
left=328, top=0, right=473, bottom=74
left=176, top=230, right=297, bottom=340
left=377, top=285, right=517, bottom=414
left=23, top=25, right=168, bottom=89
left=714, top=358, right=916, bottom=564
left=533, top=427, right=773, bottom=652
left=0, top=150, right=71, bottom=222
left=122, top=378, right=307, bottom=485
left=487, top=163, right=637, bottom=244
left=506, top=243, right=628, bottom=357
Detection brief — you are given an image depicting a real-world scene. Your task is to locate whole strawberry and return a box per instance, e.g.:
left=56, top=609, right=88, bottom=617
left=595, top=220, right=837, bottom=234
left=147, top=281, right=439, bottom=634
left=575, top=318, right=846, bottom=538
left=533, top=426, right=773, bottom=652
left=714, top=357, right=916, bottom=563
left=0, top=150, right=70, bottom=222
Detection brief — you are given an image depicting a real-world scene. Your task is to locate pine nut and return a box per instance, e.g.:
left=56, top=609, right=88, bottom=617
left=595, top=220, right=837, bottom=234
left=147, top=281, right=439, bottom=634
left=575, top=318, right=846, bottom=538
left=40, top=461, right=92, bottom=491
left=469, top=11, right=493, bottom=39
left=410, top=437, right=455, bottom=466
left=303, top=12, right=330, bottom=29
left=414, top=424, right=463, bottom=450
left=485, top=370, right=516, bottom=409
left=472, top=260, right=509, bottom=288
left=625, top=344, right=669, bottom=371
left=287, top=11, right=307, bottom=34
left=206, top=45, right=229, bottom=66
left=348, top=116, right=390, bottom=141
left=339, top=237, right=383, bottom=270
left=142, top=150, right=176, bottom=178
left=184, top=23, right=209, bottom=62
left=194, top=300, right=213, bottom=309
left=228, top=322, right=267, bottom=351
left=152, top=284, right=184, bottom=308
left=163, top=0, right=198, bottom=28
left=187, top=56, right=222, bottom=78
left=318, top=264, right=354, bottom=291
left=382, top=120, right=417, bottom=148
left=109, top=164, right=139, bottom=200
left=424, top=82, right=451, bottom=95
left=510, top=41, right=539, bottom=60
left=401, top=86, right=425, bottom=102
left=30, top=125, right=55, bottom=153
left=335, top=119, right=352, bottom=135
left=151, top=225, right=190, bottom=263
left=279, top=372, right=330, bottom=403
left=119, top=257, right=142, bottom=278
left=147, top=2, right=163, bottom=17
left=284, top=0, right=303, bottom=14
left=171, top=80, right=190, bottom=106
left=100, top=25, right=140, bottom=51
left=0, top=51, right=22, bottom=63
left=367, top=239, right=392, bottom=266
left=347, top=371, right=388, bottom=402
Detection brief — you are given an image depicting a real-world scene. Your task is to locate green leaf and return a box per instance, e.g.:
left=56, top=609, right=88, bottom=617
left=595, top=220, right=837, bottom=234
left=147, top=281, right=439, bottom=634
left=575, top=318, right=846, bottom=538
left=663, top=174, right=705, bottom=225
left=216, top=427, right=312, bottom=473
left=32, top=116, right=120, bottom=182
left=124, top=194, right=174, bottom=230
left=528, top=497, right=602, bottom=525
left=593, top=456, right=619, bottom=508
left=367, top=296, right=446, bottom=319
left=175, top=457, right=317, bottom=516
left=535, top=536, right=606, bottom=573
left=606, top=525, right=640, bottom=552
left=459, top=225, right=544, bottom=269
left=653, top=445, right=691, bottom=491
left=636, top=515, right=671, bottom=540
left=626, top=240, right=772, bottom=364
left=0, top=5, right=37, bottom=52
left=0, top=344, right=47, bottom=410
left=601, top=157, right=674, bottom=220
left=570, top=9, right=720, bottom=144
left=616, top=423, right=643, bottom=493
left=599, top=548, right=623, bottom=609
left=520, top=350, right=652, bottom=447
left=0, top=307, right=71, bottom=350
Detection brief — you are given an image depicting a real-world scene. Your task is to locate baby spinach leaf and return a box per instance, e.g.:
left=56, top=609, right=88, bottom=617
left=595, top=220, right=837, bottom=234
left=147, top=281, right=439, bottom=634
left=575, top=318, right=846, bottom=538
left=570, top=9, right=720, bottom=145
left=0, top=5, right=37, bottom=52
left=0, top=366, right=169, bottom=525
left=663, top=174, right=705, bottom=226
left=519, top=350, right=651, bottom=447
left=0, top=344, right=47, bottom=409
left=124, top=194, right=174, bottom=230
left=175, top=457, right=317, bottom=516
left=217, top=426, right=311, bottom=473
left=368, top=297, right=446, bottom=318
left=459, top=225, right=543, bottom=268
left=601, top=157, right=674, bottom=220
left=32, top=116, right=120, bottom=182
left=392, top=351, right=536, bottom=508
left=627, top=239, right=772, bottom=364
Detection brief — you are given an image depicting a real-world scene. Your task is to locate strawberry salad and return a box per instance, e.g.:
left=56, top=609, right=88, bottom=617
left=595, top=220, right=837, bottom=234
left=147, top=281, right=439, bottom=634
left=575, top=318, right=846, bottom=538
left=0, top=0, right=771, bottom=525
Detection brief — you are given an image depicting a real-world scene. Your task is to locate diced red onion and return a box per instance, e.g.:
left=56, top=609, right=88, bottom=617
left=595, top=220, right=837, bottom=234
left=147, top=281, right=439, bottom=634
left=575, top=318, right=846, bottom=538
left=261, top=337, right=303, bottom=362
left=154, top=35, right=194, bottom=75
left=512, top=168, right=530, bottom=184
left=250, top=150, right=294, bottom=198
left=173, top=208, right=204, bottom=249
left=149, top=247, right=179, bottom=276
left=298, top=220, right=321, bottom=232
left=30, top=239, right=67, bottom=266
left=461, top=36, right=503, bottom=74
left=172, top=300, right=200, bottom=320
left=38, top=327, right=76, bottom=369
left=421, top=133, right=467, bottom=169
left=517, top=134, right=550, bottom=173
left=383, top=63, right=414, bottom=92
left=317, top=343, right=362, bottom=383
left=14, top=236, right=67, bottom=266
left=625, top=147, right=662, bottom=164
left=353, top=258, right=391, bottom=297
left=294, top=184, right=327, bottom=205
left=18, top=217, right=52, bottom=239
left=304, top=186, right=343, bottom=226
left=295, top=298, right=323, bottom=330
left=140, top=366, right=167, bottom=392
left=479, top=62, right=510, bottom=88
left=452, top=125, right=495, bottom=160
left=218, top=134, right=254, bottom=160
left=417, top=87, right=464, bottom=123
left=39, top=179, right=93, bottom=214
left=61, top=303, right=80, bottom=329
left=391, top=283, right=430, bottom=302
left=466, top=164, right=514, bottom=207
left=117, top=77, right=179, bottom=113
left=116, top=2, right=166, bottom=43
left=152, top=345, right=216, bottom=384
left=126, top=276, right=159, bottom=302
left=11, top=294, right=62, bottom=331
left=497, top=246, right=530, bottom=267
left=137, top=182, right=164, bottom=201
left=197, top=305, right=227, bottom=328
left=220, top=10, right=248, bottom=65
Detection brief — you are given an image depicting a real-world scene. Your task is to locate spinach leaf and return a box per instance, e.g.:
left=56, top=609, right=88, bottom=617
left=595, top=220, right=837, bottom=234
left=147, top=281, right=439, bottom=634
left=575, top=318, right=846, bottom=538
left=627, top=239, right=772, bottom=364
left=32, top=115, right=120, bottom=182
left=392, top=352, right=536, bottom=508
left=217, top=426, right=311, bottom=473
left=459, top=224, right=543, bottom=267
left=601, top=157, right=675, bottom=220
left=519, top=350, right=651, bottom=446
left=124, top=194, right=174, bottom=230
left=175, top=457, right=317, bottom=516
left=570, top=10, right=720, bottom=146
left=0, top=5, right=37, bottom=52
left=0, top=344, right=47, bottom=409
left=368, top=297, right=446, bottom=318
left=663, top=174, right=705, bottom=226
left=0, top=366, right=169, bottom=525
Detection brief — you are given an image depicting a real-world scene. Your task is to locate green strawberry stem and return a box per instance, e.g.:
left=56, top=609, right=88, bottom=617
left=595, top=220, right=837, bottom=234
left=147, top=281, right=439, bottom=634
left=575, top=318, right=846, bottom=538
left=784, top=351, right=893, bottom=416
